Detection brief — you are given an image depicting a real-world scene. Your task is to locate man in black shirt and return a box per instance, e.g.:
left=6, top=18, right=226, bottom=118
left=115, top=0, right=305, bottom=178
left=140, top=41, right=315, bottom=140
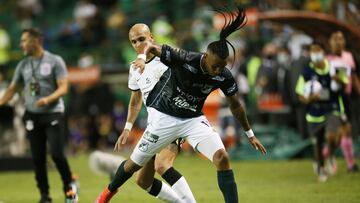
left=96, top=6, right=266, bottom=203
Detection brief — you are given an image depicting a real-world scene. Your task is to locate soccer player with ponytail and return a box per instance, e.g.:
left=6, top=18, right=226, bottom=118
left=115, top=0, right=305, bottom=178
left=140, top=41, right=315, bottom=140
left=96, top=6, right=266, bottom=203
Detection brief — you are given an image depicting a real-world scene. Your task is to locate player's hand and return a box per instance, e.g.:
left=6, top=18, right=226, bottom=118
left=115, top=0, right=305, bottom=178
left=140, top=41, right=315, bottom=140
left=131, top=58, right=146, bottom=73
left=35, top=97, right=49, bottom=107
left=248, top=136, right=267, bottom=155
left=114, top=129, right=130, bottom=151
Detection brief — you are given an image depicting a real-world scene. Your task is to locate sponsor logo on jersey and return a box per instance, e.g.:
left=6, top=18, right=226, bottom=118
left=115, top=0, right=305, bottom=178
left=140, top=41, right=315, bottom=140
left=211, top=75, right=225, bottom=81
left=173, top=96, right=197, bottom=112
left=40, top=63, right=52, bottom=76
left=183, top=64, right=198, bottom=73
left=176, top=86, right=203, bottom=102
left=138, top=140, right=149, bottom=152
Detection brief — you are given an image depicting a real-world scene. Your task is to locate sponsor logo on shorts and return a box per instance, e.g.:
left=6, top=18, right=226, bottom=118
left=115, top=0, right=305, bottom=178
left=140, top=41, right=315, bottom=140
left=143, top=131, right=159, bottom=143
left=25, top=120, right=34, bottom=131
left=138, top=140, right=149, bottom=152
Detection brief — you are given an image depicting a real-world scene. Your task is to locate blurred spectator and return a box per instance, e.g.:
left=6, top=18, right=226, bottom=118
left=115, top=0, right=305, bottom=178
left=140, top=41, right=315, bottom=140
left=67, top=116, right=89, bottom=154
left=56, top=18, right=81, bottom=47
left=327, top=31, right=359, bottom=172
left=15, top=0, right=43, bottom=28
left=256, top=43, right=279, bottom=94
left=0, top=25, right=10, bottom=70
left=304, top=0, right=323, bottom=12
left=151, top=16, right=177, bottom=46
left=295, top=42, right=340, bottom=182
left=77, top=52, right=95, bottom=68
left=0, top=71, right=26, bottom=156
left=330, top=0, right=360, bottom=26
left=112, top=100, right=126, bottom=138
left=289, top=44, right=311, bottom=138
left=73, top=0, right=105, bottom=47
left=73, top=0, right=97, bottom=29
left=287, top=30, right=313, bottom=61
left=276, top=47, right=292, bottom=104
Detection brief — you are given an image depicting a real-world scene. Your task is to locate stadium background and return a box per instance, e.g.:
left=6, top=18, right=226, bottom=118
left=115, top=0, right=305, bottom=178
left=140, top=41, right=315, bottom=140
left=0, top=0, right=360, bottom=202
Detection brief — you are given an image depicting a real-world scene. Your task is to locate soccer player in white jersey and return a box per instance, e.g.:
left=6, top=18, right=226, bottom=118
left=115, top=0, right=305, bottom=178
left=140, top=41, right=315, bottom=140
left=96, top=24, right=195, bottom=203
left=96, top=6, right=266, bottom=203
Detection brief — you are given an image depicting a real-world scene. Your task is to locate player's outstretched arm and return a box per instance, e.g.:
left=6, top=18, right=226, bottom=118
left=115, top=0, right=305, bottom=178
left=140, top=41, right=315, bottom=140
left=225, top=94, right=267, bottom=155
left=114, top=90, right=143, bottom=151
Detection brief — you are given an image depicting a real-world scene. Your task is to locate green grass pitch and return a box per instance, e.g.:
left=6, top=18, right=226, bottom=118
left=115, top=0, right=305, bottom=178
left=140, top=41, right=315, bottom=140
left=0, top=153, right=359, bottom=203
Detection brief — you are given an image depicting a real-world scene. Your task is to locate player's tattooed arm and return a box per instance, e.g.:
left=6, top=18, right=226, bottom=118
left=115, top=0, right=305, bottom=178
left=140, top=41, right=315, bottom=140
left=226, top=93, right=267, bottom=154
left=225, top=93, right=251, bottom=131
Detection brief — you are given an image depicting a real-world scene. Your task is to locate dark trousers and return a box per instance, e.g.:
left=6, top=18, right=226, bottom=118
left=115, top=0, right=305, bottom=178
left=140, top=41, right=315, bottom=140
left=23, top=111, right=72, bottom=196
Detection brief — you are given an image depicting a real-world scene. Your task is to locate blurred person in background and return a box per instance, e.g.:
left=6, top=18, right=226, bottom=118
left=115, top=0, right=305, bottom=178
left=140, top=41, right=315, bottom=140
left=0, top=24, right=11, bottom=71
left=295, top=42, right=343, bottom=182
left=330, top=0, right=360, bottom=26
left=0, top=28, right=78, bottom=203
left=15, top=0, right=43, bottom=28
left=0, top=71, right=26, bottom=156
left=326, top=31, right=359, bottom=172
left=289, top=44, right=311, bottom=139
left=256, top=43, right=279, bottom=95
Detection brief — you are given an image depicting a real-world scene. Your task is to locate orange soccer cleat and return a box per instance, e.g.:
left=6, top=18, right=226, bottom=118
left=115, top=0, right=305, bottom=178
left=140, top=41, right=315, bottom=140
left=95, top=187, right=118, bottom=203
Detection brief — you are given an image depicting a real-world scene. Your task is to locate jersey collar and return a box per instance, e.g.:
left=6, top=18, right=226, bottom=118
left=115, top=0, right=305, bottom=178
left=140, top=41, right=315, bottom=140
left=145, top=56, right=156, bottom=64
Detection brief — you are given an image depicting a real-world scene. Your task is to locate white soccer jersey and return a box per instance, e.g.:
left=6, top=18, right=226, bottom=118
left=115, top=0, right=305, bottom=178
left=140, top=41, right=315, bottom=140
left=128, top=57, right=168, bottom=104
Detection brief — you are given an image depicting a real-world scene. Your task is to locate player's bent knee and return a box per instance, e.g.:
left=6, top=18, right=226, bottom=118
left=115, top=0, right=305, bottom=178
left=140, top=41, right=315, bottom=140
left=213, top=149, right=231, bottom=170
left=154, top=160, right=172, bottom=175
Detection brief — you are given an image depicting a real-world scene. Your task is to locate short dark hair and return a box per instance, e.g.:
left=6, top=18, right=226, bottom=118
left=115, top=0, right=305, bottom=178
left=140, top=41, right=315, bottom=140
left=22, top=28, right=43, bottom=41
left=311, top=40, right=325, bottom=49
left=207, top=6, right=247, bottom=60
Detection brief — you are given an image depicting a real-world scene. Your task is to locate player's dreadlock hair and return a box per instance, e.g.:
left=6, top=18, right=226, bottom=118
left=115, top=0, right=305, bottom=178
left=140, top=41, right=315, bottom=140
left=207, top=6, right=247, bottom=60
